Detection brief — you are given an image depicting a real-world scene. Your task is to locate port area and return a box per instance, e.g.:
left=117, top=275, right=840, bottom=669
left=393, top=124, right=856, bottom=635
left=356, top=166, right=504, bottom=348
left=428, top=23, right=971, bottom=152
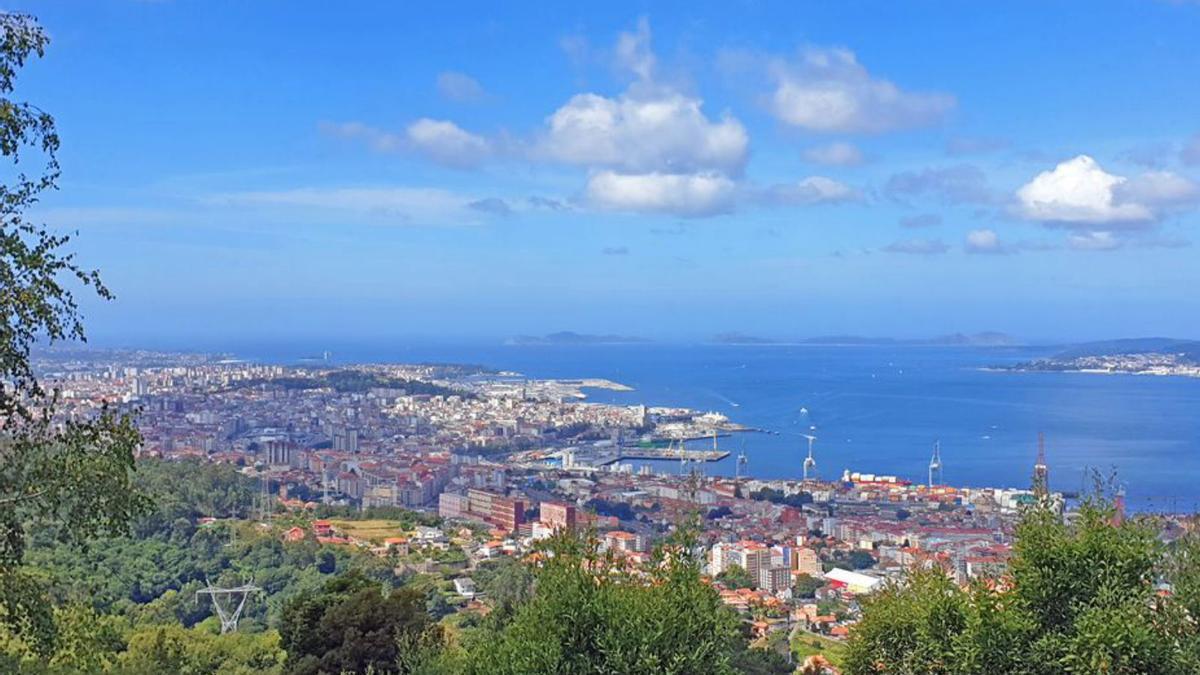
left=564, top=435, right=737, bottom=466
left=596, top=447, right=730, bottom=465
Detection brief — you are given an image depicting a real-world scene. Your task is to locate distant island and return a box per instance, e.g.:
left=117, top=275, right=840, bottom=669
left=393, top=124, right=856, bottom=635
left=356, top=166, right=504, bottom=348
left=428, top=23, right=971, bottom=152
left=506, top=331, right=651, bottom=346
left=710, top=332, right=780, bottom=345
left=710, top=331, right=1019, bottom=347
left=1003, top=337, right=1200, bottom=378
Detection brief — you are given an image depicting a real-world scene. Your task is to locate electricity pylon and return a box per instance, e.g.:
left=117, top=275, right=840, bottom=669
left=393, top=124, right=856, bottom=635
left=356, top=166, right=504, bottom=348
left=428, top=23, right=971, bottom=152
left=197, top=579, right=262, bottom=633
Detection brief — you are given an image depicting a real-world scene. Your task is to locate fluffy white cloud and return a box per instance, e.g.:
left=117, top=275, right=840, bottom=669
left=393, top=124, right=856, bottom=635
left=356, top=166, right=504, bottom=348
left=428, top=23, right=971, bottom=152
left=763, top=176, right=859, bottom=205
left=436, top=71, right=485, bottom=102
left=530, top=20, right=752, bottom=218
left=536, top=92, right=748, bottom=175
left=1013, top=155, right=1194, bottom=226
left=768, top=47, right=955, bottom=133
left=585, top=171, right=737, bottom=216
left=802, top=141, right=864, bottom=166
left=405, top=118, right=491, bottom=168
left=964, top=228, right=1005, bottom=254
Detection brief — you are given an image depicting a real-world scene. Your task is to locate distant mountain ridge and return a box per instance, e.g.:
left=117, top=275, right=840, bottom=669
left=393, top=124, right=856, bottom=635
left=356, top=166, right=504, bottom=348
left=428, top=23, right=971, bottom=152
left=1053, top=337, right=1200, bottom=360
left=506, top=331, right=651, bottom=346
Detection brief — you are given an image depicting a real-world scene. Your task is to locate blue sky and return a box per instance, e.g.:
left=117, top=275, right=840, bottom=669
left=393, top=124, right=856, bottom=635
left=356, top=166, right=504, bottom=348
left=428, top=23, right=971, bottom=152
left=11, top=1, right=1200, bottom=345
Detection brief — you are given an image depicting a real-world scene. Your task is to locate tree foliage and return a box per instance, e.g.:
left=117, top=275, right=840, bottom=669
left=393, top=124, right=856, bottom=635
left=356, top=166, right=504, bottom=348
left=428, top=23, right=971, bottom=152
left=115, top=624, right=285, bottom=675
left=279, top=571, right=440, bottom=675
left=24, top=459, right=397, bottom=633
left=717, top=563, right=755, bottom=590
left=452, top=527, right=743, bottom=674
left=793, top=573, right=824, bottom=599
left=845, top=501, right=1200, bottom=674
left=0, top=11, right=143, bottom=655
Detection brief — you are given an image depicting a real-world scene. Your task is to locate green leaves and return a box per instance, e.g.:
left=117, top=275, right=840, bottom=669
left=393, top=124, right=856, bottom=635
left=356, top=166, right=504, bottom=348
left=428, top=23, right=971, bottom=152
left=279, top=571, right=440, bottom=675
left=0, top=11, right=145, bottom=656
left=460, top=529, right=741, bottom=675
left=845, top=502, right=1200, bottom=675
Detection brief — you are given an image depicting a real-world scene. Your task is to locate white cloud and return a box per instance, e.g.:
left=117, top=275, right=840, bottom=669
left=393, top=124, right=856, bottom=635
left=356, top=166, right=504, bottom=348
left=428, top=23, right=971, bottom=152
left=535, top=91, right=748, bottom=175
left=527, top=19, right=754, bottom=218
left=320, top=119, right=491, bottom=169
left=1066, top=230, right=1122, bottom=251
left=1116, top=170, right=1200, bottom=207
left=405, top=118, right=491, bottom=168
left=802, top=141, right=864, bottom=166
left=585, top=171, right=736, bottom=217
left=1064, top=230, right=1190, bottom=252
left=436, top=71, right=485, bottom=102
left=320, top=121, right=404, bottom=152
left=964, top=228, right=1005, bottom=254
left=534, top=18, right=747, bottom=180
left=768, top=47, right=955, bottom=133
left=1014, top=155, right=1187, bottom=226
left=614, top=17, right=656, bottom=81
left=1015, top=156, right=1146, bottom=224
left=762, top=176, right=860, bottom=205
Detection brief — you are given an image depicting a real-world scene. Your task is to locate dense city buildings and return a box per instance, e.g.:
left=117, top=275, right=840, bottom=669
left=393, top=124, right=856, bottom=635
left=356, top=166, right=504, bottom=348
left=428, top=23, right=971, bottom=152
left=33, top=346, right=1135, bottom=646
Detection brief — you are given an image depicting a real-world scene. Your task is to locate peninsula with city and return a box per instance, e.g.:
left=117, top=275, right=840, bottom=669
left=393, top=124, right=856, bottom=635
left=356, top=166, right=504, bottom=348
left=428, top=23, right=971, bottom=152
left=1002, top=337, right=1200, bottom=378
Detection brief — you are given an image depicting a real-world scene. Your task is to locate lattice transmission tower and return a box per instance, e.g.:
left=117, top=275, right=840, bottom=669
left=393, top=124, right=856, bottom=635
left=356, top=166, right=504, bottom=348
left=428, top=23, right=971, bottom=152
left=197, top=580, right=262, bottom=633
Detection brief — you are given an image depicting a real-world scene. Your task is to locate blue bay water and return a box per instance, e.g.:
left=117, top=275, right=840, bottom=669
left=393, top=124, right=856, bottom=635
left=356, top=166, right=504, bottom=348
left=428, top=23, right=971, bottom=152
left=225, top=341, right=1200, bottom=511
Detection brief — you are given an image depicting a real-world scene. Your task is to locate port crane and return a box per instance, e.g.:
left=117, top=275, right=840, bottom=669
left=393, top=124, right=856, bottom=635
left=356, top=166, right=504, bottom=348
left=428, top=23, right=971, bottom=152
left=735, top=448, right=748, bottom=481
left=928, top=440, right=943, bottom=487
left=801, top=434, right=817, bottom=481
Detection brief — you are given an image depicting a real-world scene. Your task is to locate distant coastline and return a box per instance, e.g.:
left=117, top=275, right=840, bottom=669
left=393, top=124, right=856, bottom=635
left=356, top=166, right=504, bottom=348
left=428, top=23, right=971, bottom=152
left=710, top=331, right=1020, bottom=347
left=997, top=337, right=1200, bottom=379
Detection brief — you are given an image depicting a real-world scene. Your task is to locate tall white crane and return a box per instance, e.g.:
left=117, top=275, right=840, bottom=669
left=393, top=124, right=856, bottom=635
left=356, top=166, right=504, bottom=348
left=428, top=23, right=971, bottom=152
left=801, top=434, right=817, bottom=481
left=928, top=440, right=943, bottom=487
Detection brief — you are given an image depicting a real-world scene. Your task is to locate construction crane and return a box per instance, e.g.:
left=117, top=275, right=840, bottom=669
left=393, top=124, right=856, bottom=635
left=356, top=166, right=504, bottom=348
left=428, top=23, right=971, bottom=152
left=256, top=466, right=273, bottom=523
left=928, top=440, right=943, bottom=487
left=1032, top=432, right=1049, bottom=499
left=801, top=434, right=817, bottom=481
left=735, top=448, right=748, bottom=481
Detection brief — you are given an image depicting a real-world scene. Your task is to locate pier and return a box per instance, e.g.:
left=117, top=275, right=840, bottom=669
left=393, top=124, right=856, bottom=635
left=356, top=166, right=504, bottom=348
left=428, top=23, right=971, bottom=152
left=605, top=447, right=729, bottom=464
